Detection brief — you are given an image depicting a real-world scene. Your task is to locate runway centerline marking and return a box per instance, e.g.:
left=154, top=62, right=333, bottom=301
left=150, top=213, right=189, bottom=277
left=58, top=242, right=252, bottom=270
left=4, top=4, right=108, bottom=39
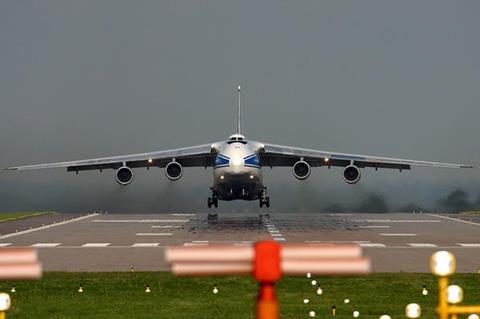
left=136, top=233, right=172, bottom=236
left=0, top=243, right=12, bottom=247
left=408, top=243, right=437, bottom=247
left=171, top=213, right=196, bottom=217
left=151, top=226, right=181, bottom=229
left=82, top=243, right=110, bottom=247
left=358, top=243, right=386, bottom=247
left=93, top=219, right=188, bottom=223
left=380, top=233, right=417, bottom=236
left=0, top=213, right=99, bottom=239
left=359, top=225, right=391, bottom=228
left=428, top=214, right=480, bottom=227
left=31, top=243, right=61, bottom=247
left=457, top=243, right=480, bottom=247
left=353, top=219, right=441, bottom=223
left=132, top=243, right=159, bottom=247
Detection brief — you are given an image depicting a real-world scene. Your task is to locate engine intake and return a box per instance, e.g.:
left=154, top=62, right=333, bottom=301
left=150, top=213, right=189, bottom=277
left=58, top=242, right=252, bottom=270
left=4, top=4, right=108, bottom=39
left=293, top=160, right=311, bottom=180
left=115, top=166, right=133, bottom=185
left=343, top=165, right=361, bottom=184
left=165, top=161, right=183, bottom=180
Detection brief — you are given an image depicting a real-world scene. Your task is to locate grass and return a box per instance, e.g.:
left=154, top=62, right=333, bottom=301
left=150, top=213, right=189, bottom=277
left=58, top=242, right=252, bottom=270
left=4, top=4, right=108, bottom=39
left=1, top=273, right=480, bottom=318
left=0, top=212, right=56, bottom=223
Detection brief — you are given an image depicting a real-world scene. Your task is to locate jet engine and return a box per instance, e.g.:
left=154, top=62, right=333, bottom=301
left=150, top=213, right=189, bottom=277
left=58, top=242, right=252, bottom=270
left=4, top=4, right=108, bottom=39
left=165, top=161, right=183, bottom=180
left=343, top=165, right=361, bottom=184
left=115, top=166, right=134, bottom=185
left=293, top=160, right=311, bottom=180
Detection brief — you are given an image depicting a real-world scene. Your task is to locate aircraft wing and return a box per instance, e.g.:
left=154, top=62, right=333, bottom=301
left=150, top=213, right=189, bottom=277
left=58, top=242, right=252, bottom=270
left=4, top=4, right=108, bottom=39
left=260, top=143, right=473, bottom=170
left=6, top=144, right=216, bottom=172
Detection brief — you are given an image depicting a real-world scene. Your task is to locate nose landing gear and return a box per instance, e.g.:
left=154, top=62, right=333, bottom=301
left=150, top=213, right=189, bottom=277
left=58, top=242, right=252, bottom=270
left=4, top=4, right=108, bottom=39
left=259, top=187, right=270, bottom=208
left=207, top=188, right=219, bottom=208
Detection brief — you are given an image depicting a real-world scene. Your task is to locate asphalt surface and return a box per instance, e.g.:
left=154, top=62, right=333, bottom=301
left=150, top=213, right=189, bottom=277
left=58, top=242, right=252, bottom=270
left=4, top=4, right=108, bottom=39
left=1, top=212, right=480, bottom=272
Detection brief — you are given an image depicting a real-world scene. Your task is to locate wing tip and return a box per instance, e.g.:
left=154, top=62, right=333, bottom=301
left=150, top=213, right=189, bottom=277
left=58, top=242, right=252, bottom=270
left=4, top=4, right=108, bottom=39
left=5, top=167, right=18, bottom=171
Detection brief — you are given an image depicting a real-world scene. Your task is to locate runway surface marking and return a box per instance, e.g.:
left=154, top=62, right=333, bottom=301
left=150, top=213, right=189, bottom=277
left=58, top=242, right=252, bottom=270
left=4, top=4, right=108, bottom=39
left=408, top=243, right=437, bottom=247
left=427, top=213, right=480, bottom=227
left=131, top=243, right=159, bottom=247
left=82, top=243, right=111, bottom=247
left=192, top=240, right=209, bottom=243
left=0, top=243, right=11, bottom=247
left=353, top=219, right=441, bottom=223
left=92, top=219, right=188, bottom=223
left=31, top=243, right=61, bottom=247
left=380, top=233, right=417, bottom=236
left=457, top=243, right=480, bottom=247
left=359, top=225, right=390, bottom=228
left=358, top=243, right=386, bottom=247
left=262, top=215, right=286, bottom=242
left=305, top=240, right=371, bottom=244
left=0, top=213, right=99, bottom=239
left=329, top=214, right=353, bottom=216
left=135, top=233, right=173, bottom=236
left=151, top=225, right=182, bottom=229
left=171, top=213, right=196, bottom=217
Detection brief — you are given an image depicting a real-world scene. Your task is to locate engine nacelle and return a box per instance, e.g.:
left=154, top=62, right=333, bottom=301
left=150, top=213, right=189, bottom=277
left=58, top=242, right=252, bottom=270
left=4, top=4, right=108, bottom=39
left=165, top=161, right=183, bottom=180
left=115, top=166, right=133, bottom=185
left=293, top=160, right=311, bottom=180
left=343, top=165, right=361, bottom=184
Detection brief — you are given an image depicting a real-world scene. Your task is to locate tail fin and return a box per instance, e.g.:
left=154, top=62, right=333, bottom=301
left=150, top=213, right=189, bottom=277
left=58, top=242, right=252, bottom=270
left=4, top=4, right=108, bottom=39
left=237, top=85, right=243, bottom=134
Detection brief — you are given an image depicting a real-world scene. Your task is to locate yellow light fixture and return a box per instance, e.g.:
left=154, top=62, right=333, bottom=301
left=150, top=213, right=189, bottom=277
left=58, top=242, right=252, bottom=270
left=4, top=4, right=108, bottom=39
left=353, top=310, right=360, bottom=318
left=303, top=298, right=310, bottom=304
left=308, top=310, right=316, bottom=317
left=78, top=285, right=84, bottom=293
left=0, top=293, right=11, bottom=312
left=145, top=284, right=151, bottom=293
left=212, top=284, right=218, bottom=294
left=447, top=285, right=463, bottom=304
left=379, top=315, right=391, bottom=319
left=468, top=314, right=480, bottom=319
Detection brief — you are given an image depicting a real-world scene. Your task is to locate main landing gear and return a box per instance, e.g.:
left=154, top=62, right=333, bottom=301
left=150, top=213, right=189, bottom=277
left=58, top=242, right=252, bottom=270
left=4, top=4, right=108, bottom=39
left=259, top=187, right=270, bottom=208
left=207, top=188, right=218, bottom=208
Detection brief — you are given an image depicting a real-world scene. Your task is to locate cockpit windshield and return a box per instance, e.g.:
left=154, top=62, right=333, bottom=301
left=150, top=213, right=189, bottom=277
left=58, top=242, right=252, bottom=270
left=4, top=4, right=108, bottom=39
left=227, top=134, right=247, bottom=144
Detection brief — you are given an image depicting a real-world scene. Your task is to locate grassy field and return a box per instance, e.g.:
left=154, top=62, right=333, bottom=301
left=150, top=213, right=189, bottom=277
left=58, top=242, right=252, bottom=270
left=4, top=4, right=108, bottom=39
left=0, top=212, right=55, bottom=223
left=1, top=273, right=480, bottom=318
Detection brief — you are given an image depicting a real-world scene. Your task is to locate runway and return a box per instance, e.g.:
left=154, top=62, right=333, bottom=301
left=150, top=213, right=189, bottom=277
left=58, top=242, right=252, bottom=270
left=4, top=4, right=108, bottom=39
left=1, top=212, right=479, bottom=272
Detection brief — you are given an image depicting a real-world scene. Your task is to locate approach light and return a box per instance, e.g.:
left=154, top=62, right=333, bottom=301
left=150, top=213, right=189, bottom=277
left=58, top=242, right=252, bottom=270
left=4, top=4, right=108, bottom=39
left=10, top=285, right=15, bottom=293
left=303, top=298, right=310, bottom=304
left=78, top=285, right=84, bottom=293
left=148, top=158, right=153, bottom=164
left=309, top=310, right=316, bottom=317
left=145, top=284, right=151, bottom=293
left=447, top=285, right=463, bottom=304
left=422, top=284, right=428, bottom=296
left=316, top=286, right=323, bottom=295
left=250, top=175, right=254, bottom=179
left=430, top=251, right=456, bottom=276
left=324, top=158, right=330, bottom=163
left=0, top=293, right=11, bottom=312
left=353, top=311, right=360, bottom=318
left=468, top=314, right=480, bottom=319
left=311, top=280, right=317, bottom=286
left=405, top=303, right=421, bottom=318
left=306, top=272, right=311, bottom=278
left=379, top=315, right=391, bottom=319
left=212, top=284, right=218, bottom=294
left=220, top=175, right=225, bottom=180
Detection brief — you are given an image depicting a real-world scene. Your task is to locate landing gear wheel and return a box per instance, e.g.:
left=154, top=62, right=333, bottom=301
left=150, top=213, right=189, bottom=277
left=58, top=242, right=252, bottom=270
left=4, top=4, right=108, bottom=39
left=213, top=197, right=218, bottom=208
left=265, top=197, right=270, bottom=208
left=207, top=197, right=213, bottom=208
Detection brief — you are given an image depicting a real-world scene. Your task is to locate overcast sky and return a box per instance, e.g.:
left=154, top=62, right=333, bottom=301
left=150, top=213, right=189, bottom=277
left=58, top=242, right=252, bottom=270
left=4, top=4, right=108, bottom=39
left=0, top=1, right=478, bottom=213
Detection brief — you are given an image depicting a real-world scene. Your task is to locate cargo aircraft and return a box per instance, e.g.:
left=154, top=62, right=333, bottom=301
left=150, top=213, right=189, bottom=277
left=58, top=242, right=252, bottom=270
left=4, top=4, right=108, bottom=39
left=6, top=86, right=472, bottom=212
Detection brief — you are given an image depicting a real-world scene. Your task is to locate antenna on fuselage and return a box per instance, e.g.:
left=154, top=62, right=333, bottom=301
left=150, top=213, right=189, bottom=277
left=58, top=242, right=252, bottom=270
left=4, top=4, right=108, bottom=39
left=237, top=85, right=243, bottom=135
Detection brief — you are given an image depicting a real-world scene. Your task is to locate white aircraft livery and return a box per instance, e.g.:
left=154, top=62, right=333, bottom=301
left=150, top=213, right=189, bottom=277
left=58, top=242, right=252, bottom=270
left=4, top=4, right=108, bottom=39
left=6, top=86, right=473, bottom=209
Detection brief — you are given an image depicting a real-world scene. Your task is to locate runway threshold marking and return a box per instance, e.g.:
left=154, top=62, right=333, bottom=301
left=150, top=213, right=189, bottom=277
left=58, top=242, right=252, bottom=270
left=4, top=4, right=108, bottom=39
left=358, top=243, right=386, bottom=247
left=305, top=240, right=370, bottom=244
left=427, top=213, right=480, bottom=227
left=136, top=233, right=172, bottom=236
left=262, top=216, right=286, bottom=242
left=0, top=243, right=12, bottom=247
left=82, top=243, right=111, bottom=247
left=380, top=233, right=417, bottom=236
left=353, top=219, right=441, bottom=223
left=171, top=213, right=196, bottom=217
left=151, top=226, right=182, bottom=229
left=0, top=213, right=99, bottom=239
left=93, top=219, right=188, bottom=223
left=457, top=243, right=480, bottom=247
left=31, top=243, right=61, bottom=247
left=132, top=243, right=159, bottom=247
left=358, top=226, right=390, bottom=228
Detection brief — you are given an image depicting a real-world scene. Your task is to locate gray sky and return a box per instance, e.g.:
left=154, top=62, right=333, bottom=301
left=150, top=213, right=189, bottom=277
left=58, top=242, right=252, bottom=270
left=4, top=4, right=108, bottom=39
left=0, top=1, right=479, bottom=213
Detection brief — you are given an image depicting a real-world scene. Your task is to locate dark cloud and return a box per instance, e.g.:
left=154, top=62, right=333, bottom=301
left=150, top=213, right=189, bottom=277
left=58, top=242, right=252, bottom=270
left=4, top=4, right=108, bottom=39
left=437, top=189, right=472, bottom=212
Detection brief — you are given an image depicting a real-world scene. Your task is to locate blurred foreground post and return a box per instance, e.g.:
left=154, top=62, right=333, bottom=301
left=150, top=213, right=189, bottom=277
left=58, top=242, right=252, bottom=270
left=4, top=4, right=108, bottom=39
left=166, top=240, right=370, bottom=319
left=0, top=248, right=42, bottom=318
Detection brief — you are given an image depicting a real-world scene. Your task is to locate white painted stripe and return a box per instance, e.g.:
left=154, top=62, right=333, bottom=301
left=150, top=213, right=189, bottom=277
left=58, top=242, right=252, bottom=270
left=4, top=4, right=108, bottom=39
left=93, top=219, right=188, bottom=223
left=457, top=243, right=480, bottom=247
left=151, top=225, right=181, bottom=229
left=305, top=240, right=370, bottom=244
left=408, top=243, right=437, bottom=248
left=136, top=233, right=172, bottom=236
left=358, top=243, right=386, bottom=247
left=380, top=233, right=417, bottom=236
left=172, top=213, right=196, bottom=216
left=0, top=214, right=99, bottom=239
left=0, top=243, right=12, bottom=247
left=82, top=243, right=110, bottom=247
left=31, top=243, right=61, bottom=247
left=273, top=237, right=286, bottom=241
left=353, top=219, right=440, bottom=223
left=268, top=230, right=280, bottom=233
left=241, top=241, right=253, bottom=244
left=192, top=240, right=209, bottom=243
left=271, top=233, right=283, bottom=237
left=132, top=243, right=159, bottom=247
left=428, top=213, right=480, bottom=227
left=183, top=243, right=208, bottom=246
left=359, top=225, right=391, bottom=228
left=329, top=213, right=352, bottom=216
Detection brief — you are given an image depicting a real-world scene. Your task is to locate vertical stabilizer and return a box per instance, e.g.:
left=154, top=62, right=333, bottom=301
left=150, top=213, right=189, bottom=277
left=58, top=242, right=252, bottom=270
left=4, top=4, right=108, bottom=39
left=237, top=85, right=243, bottom=135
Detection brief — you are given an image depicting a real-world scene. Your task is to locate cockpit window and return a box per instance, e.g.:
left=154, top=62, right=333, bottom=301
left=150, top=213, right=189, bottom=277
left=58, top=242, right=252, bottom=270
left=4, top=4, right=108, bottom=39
left=227, top=135, right=247, bottom=144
